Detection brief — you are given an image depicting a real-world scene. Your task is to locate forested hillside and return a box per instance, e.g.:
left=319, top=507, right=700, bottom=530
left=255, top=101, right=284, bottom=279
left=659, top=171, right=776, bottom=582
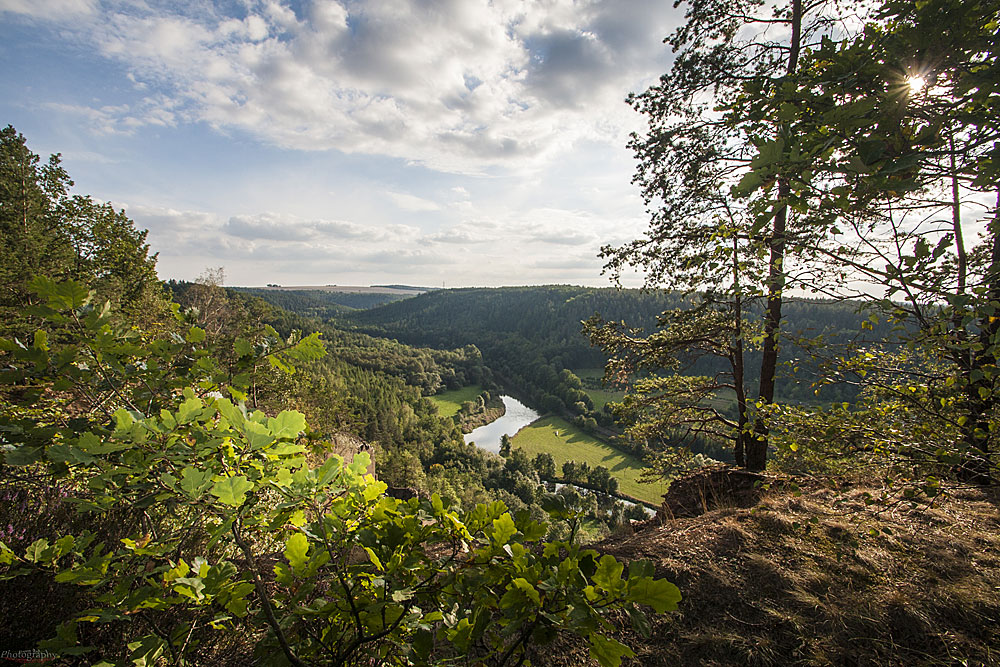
left=346, top=284, right=882, bottom=375
left=337, top=286, right=884, bottom=450
left=231, top=286, right=414, bottom=313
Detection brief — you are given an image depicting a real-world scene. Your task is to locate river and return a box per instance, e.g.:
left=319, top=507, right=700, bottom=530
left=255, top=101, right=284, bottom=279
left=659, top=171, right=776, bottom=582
left=463, top=395, right=540, bottom=454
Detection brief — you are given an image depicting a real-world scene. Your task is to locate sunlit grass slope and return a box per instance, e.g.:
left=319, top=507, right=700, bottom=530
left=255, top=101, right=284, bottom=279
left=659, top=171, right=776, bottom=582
left=511, top=416, right=667, bottom=505
left=427, top=385, right=484, bottom=418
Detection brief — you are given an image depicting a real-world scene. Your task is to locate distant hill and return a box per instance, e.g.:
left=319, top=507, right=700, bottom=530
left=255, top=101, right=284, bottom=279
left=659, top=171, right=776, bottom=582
left=248, top=284, right=427, bottom=295
left=346, top=285, right=880, bottom=371
left=346, top=285, right=684, bottom=367
left=371, top=284, right=438, bottom=292
left=233, top=287, right=417, bottom=311
left=343, top=286, right=888, bottom=418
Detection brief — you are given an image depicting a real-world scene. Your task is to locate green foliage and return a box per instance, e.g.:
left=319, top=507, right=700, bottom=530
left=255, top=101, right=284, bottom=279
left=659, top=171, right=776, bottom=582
left=0, top=126, right=162, bottom=334
left=347, top=286, right=683, bottom=432
left=745, top=0, right=1000, bottom=483
left=597, top=0, right=999, bottom=482
left=427, top=384, right=485, bottom=418
left=585, top=305, right=760, bottom=467
left=234, top=286, right=415, bottom=313
left=350, top=286, right=877, bottom=425
left=0, top=279, right=677, bottom=664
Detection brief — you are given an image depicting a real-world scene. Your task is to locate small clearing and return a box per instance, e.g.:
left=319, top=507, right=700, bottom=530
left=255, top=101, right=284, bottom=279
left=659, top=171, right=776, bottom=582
left=428, top=385, right=485, bottom=419
left=573, top=368, right=624, bottom=412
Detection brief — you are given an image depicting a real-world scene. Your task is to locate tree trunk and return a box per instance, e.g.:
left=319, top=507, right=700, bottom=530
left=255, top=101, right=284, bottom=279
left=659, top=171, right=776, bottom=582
left=749, top=0, right=802, bottom=472
left=960, top=191, right=999, bottom=484
left=950, top=136, right=968, bottom=294
left=732, top=236, right=749, bottom=468
left=749, top=193, right=787, bottom=471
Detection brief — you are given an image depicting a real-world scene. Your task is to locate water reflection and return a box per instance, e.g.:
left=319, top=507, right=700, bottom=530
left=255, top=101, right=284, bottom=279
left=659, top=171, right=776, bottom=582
left=464, top=395, right=540, bottom=454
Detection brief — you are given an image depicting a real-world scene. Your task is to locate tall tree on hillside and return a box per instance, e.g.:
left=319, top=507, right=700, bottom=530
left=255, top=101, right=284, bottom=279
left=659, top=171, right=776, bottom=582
left=603, top=0, right=850, bottom=470
left=747, top=0, right=1000, bottom=481
left=871, top=0, right=999, bottom=482
left=0, top=125, right=74, bottom=316
left=586, top=301, right=758, bottom=466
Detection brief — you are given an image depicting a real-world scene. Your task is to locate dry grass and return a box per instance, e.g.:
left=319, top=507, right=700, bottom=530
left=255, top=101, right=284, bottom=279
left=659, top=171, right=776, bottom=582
left=535, top=476, right=1000, bottom=666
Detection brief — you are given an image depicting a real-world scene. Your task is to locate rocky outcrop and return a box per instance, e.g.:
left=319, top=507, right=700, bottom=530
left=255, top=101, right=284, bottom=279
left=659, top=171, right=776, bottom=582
left=656, top=463, right=773, bottom=520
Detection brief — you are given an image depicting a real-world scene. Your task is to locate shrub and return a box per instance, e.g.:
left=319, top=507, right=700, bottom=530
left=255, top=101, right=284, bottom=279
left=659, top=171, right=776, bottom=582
left=0, top=279, right=679, bottom=665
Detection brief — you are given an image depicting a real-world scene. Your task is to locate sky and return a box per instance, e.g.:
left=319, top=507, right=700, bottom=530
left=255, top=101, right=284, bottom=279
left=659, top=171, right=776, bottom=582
left=1, top=0, right=683, bottom=288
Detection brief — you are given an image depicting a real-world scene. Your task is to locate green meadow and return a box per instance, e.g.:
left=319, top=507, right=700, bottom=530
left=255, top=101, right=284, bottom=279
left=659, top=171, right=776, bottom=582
left=573, top=368, right=625, bottom=412
left=427, top=385, right=484, bottom=418
left=510, top=416, right=666, bottom=505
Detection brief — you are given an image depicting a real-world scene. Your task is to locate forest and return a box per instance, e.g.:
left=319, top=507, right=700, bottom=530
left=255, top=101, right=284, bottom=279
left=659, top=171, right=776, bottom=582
left=229, top=288, right=416, bottom=315
left=2, top=0, right=1000, bottom=663
left=340, top=286, right=886, bottom=456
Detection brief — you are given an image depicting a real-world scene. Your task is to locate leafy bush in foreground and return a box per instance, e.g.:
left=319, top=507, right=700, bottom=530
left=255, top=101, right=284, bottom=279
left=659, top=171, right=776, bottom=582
left=0, top=279, right=679, bottom=665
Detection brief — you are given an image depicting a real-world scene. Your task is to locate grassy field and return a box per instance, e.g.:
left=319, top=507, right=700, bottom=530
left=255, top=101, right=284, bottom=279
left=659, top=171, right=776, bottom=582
left=510, top=416, right=667, bottom=505
left=575, top=367, right=742, bottom=415
left=573, top=368, right=625, bottom=412
left=427, top=385, right=484, bottom=418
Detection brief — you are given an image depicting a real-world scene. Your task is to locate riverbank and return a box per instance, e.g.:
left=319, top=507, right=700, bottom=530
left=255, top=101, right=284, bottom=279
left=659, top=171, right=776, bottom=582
left=428, top=386, right=507, bottom=432
left=463, top=395, right=540, bottom=454
left=549, top=478, right=659, bottom=511
left=456, top=391, right=506, bottom=432
left=449, top=389, right=666, bottom=506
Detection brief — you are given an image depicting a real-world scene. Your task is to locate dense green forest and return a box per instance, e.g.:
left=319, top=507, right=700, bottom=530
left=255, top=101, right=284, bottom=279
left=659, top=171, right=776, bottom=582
left=332, top=286, right=888, bottom=456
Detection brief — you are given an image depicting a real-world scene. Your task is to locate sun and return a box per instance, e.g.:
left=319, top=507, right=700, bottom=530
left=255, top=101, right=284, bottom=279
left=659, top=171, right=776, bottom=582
left=906, top=75, right=926, bottom=94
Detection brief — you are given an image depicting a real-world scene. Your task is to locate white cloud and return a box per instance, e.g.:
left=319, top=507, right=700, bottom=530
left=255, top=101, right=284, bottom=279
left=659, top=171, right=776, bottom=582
left=0, top=0, right=95, bottom=17
left=61, top=150, right=118, bottom=164
left=42, top=94, right=180, bottom=134
left=122, top=203, right=223, bottom=252
left=4, top=0, right=680, bottom=287
left=222, top=212, right=420, bottom=243
left=423, top=223, right=495, bottom=245
left=119, top=203, right=444, bottom=283
left=530, top=229, right=597, bottom=245
left=23, top=0, right=677, bottom=173
left=117, top=199, right=626, bottom=286
left=530, top=255, right=603, bottom=271
left=386, top=191, right=441, bottom=212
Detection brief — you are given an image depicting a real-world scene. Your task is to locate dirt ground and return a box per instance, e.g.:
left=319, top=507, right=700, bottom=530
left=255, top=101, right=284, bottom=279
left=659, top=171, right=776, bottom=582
left=536, top=469, right=1000, bottom=666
